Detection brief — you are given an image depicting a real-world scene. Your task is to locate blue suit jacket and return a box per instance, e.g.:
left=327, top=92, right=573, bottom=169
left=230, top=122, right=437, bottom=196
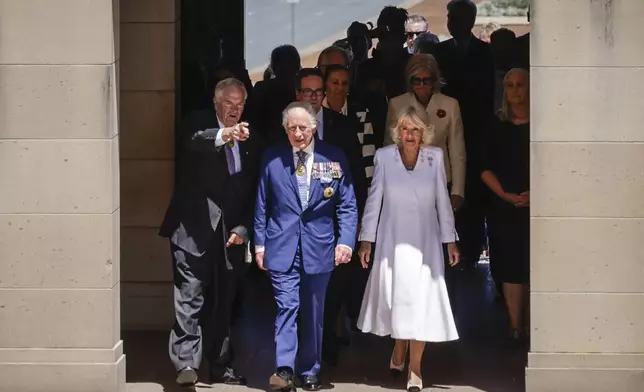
left=254, top=140, right=358, bottom=274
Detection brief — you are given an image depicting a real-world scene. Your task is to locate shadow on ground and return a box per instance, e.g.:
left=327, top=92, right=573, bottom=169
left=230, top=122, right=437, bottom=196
left=125, top=263, right=527, bottom=392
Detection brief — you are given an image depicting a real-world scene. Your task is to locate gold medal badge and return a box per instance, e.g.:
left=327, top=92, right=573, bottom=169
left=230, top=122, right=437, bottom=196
left=323, top=187, right=334, bottom=198
left=296, top=164, right=306, bottom=176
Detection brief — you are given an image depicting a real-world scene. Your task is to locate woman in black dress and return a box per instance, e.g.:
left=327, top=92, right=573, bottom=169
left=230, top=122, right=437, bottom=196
left=481, top=68, right=530, bottom=341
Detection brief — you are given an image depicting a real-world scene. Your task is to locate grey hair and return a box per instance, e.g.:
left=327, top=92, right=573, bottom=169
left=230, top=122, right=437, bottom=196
left=390, top=105, right=435, bottom=146
left=214, top=78, right=247, bottom=101
left=498, top=68, right=530, bottom=122
left=405, top=15, right=428, bottom=31
left=282, top=101, right=318, bottom=129
left=405, top=54, right=442, bottom=93
left=317, top=45, right=350, bottom=67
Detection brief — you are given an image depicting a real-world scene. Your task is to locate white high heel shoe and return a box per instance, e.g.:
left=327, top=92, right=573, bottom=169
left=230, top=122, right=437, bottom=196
left=389, top=343, right=408, bottom=378
left=407, top=371, right=423, bottom=392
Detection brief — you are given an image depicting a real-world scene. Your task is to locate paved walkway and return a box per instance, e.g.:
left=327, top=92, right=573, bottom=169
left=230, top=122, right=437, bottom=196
left=125, top=264, right=527, bottom=392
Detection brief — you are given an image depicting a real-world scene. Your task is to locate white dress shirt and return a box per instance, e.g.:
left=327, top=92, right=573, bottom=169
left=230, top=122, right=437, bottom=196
left=322, top=97, right=348, bottom=116
left=214, top=118, right=242, bottom=173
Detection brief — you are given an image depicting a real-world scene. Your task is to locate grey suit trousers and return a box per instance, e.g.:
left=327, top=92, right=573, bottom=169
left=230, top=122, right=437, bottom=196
left=168, top=225, right=245, bottom=375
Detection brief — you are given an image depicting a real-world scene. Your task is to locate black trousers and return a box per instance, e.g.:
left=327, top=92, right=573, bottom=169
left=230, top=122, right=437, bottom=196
left=168, top=226, right=245, bottom=376
left=453, top=177, right=487, bottom=267
left=323, top=262, right=352, bottom=344
left=323, top=253, right=372, bottom=343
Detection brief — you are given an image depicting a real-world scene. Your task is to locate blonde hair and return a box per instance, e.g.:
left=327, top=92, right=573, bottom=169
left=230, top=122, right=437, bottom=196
left=405, top=54, right=442, bottom=93
left=391, top=105, right=435, bottom=146
left=479, top=21, right=501, bottom=41
left=498, top=68, right=530, bottom=122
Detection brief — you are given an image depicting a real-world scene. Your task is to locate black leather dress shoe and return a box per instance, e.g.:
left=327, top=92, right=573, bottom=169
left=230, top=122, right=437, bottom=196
left=301, top=375, right=322, bottom=391
left=269, top=367, right=295, bottom=391
left=176, top=366, right=198, bottom=386
left=210, top=367, right=247, bottom=385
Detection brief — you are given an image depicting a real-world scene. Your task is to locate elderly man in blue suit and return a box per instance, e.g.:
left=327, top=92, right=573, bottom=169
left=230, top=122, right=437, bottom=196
left=254, top=101, right=358, bottom=391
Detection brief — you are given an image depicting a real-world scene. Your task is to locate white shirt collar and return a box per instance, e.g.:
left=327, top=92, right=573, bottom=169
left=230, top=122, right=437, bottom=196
left=322, top=97, right=348, bottom=116
left=293, top=138, right=315, bottom=156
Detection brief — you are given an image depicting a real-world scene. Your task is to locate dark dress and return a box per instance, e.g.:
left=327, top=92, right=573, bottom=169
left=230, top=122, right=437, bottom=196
left=481, top=118, right=530, bottom=284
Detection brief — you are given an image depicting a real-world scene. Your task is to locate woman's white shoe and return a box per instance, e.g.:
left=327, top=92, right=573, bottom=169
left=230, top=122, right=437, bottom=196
left=407, top=371, right=423, bottom=391
left=389, top=343, right=407, bottom=378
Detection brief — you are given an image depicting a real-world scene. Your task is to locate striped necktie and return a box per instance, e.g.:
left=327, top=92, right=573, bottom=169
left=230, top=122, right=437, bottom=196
left=296, top=150, right=308, bottom=209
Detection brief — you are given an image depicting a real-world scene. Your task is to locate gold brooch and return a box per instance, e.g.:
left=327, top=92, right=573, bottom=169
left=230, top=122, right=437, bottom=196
left=296, top=164, right=306, bottom=176
left=323, top=187, right=334, bottom=198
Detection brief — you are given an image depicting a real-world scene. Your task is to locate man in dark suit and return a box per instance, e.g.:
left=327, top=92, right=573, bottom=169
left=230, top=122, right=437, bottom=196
left=355, top=6, right=411, bottom=100
left=434, top=0, right=495, bottom=270
left=159, top=78, right=260, bottom=387
left=254, top=101, right=358, bottom=391
left=250, top=45, right=302, bottom=145
left=293, top=68, right=366, bottom=364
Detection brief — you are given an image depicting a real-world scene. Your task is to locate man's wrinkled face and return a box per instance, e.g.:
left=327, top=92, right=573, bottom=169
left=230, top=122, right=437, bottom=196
left=406, top=22, right=428, bottom=50
left=285, top=108, right=317, bottom=150
left=214, top=86, right=246, bottom=127
left=296, top=76, right=324, bottom=113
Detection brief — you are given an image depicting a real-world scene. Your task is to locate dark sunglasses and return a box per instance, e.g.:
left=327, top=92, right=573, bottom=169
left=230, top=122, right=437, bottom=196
left=406, top=31, right=425, bottom=38
left=410, top=77, right=434, bottom=86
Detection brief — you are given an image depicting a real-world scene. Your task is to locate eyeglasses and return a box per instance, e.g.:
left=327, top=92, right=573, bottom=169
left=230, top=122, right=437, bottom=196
left=410, top=77, right=434, bottom=86
left=298, top=88, right=325, bottom=97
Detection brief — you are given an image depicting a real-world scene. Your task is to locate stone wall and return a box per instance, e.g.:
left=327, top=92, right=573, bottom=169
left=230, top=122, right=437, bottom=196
left=0, top=0, right=124, bottom=391
left=119, top=0, right=179, bottom=330
left=527, top=1, right=644, bottom=391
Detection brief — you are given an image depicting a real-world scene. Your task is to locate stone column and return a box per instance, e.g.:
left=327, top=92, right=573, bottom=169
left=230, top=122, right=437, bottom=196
left=528, top=1, right=644, bottom=391
left=0, top=1, right=123, bottom=392
left=120, top=0, right=178, bottom=330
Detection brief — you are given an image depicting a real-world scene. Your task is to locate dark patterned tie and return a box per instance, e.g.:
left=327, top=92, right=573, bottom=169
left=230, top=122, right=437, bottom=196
left=296, top=150, right=308, bottom=209
left=224, top=142, right=236, bottom=175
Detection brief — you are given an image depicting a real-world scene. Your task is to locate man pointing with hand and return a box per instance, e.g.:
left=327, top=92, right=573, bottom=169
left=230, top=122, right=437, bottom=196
left=159, top=78, right=260, bottom=388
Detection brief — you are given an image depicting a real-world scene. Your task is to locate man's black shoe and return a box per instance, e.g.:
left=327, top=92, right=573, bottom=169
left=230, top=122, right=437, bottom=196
left=210, top=367, right=246, bottom=385
left=269, top=367, right=295, bottom=391
left=301, top=374, right=322, bottom=391
left=176, top=366, right=198, bottom=386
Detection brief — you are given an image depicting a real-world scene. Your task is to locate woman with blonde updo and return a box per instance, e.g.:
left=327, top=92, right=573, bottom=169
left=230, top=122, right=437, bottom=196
left=357, top=106, right=460, bottom=392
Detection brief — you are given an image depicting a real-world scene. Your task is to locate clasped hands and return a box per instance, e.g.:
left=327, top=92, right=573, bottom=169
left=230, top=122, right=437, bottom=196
left=502, top=190, right=530, bottom=207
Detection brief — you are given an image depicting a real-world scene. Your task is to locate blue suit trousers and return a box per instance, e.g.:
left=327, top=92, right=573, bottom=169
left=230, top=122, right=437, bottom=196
left=269, top=245, right=331, bottom=376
